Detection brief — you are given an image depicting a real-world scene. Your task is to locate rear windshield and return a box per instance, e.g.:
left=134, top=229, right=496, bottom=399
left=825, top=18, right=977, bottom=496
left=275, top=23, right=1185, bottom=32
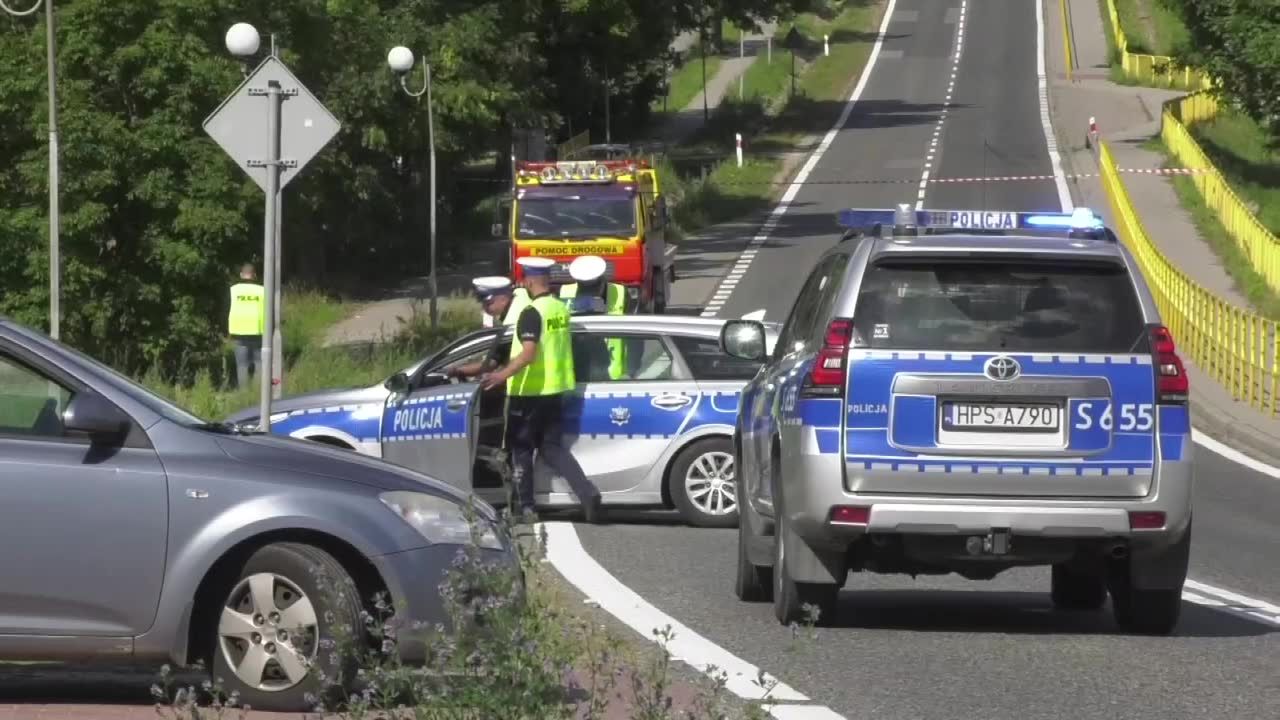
left=852, top=258, right=1148, bottom=353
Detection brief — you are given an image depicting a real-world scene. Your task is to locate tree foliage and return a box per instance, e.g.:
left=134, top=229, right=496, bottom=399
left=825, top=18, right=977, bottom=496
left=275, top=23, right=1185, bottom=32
left=1162, top=0, right=1280, bottom=141
left=0, top=0, right=811, bottom=378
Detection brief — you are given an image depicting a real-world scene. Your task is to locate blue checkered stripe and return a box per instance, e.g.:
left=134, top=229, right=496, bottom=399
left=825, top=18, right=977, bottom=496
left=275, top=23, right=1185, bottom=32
left=382, top=392, right=470, bottom=442
left=269, top=403, right=383, bottom=445
left=792, top=350, right=1176, bottom=476
left=571, top=389, right=739, bottom=440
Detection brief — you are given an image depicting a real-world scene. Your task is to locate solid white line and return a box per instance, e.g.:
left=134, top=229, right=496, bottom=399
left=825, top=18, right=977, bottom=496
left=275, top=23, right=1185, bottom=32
left=541, top=522, right=849, bottom=716
left=767, top=705, right=849, bottom=720
left=700, top=0, right=901, bottom=318
left=1036, top=0, right=1074, bottom=211
left=1185, top=579, right=1280, bottom=616
left=1191, top=429, right=1280, bottom=479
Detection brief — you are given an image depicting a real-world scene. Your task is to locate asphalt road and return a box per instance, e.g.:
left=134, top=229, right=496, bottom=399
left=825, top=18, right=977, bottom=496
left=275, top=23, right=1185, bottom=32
left=577, top=0, right=1280, bottom=717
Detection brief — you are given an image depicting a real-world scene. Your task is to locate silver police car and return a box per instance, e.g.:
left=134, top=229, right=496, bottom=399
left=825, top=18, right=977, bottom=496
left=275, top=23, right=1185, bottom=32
left=721, top=206, right=1193, bottom=634
left=0, top=317, right=514, bottom=711
left=228, top=315, right=779, bottom=527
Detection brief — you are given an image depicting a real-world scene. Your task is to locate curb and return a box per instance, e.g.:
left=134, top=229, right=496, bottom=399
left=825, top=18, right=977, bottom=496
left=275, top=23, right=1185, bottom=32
left=1189, top=390, right=1280, bottom=469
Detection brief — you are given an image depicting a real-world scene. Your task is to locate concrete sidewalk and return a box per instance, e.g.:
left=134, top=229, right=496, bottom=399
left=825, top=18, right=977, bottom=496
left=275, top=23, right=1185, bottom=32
left=659, top=23, right=778, bottom=145
left=1050, top=0, right=1280, bottom=464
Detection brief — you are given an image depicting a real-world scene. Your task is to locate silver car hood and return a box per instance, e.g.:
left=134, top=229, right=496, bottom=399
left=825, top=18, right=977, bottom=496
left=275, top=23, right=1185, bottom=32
left=213, top=431, right=489, bottom=516
left=225, top=383, right=389, bottom=424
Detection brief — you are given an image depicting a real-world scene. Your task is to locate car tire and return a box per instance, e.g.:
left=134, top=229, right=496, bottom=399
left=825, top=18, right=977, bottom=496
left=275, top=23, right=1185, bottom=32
left=210, top=543, right=365, bottom=712
left=1050, top=564, right=1107, bottom=610
left=1107, top=526, right=1190, bottom=635
left=670, top=437, right=739, bottom=528
left=772, top=513, right=839, bottom=626
left=734, top=500, right=772, bottom=602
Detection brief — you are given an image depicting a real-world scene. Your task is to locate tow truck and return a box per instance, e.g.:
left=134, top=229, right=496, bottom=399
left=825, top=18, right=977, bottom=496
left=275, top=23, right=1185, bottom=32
left=492, top=158, right=674, bottom=313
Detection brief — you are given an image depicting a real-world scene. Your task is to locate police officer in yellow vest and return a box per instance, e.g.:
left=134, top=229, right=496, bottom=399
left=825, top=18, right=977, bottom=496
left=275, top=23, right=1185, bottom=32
left=447, top=276, right=529, bottom=380
left=560, top=255, right=628, bottom=379
left=481, top=257, right=603, bottom=524
left=227, top=264, right=266, bottom=389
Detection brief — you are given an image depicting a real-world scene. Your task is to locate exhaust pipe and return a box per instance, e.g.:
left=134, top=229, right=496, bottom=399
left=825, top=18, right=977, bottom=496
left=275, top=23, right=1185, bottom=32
left=1107, top=542, right=1129, bottom=559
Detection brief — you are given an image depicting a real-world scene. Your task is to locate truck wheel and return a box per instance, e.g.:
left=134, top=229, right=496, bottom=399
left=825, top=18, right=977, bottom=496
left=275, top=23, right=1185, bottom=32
left=1050, top=564, right=1107, bottom=610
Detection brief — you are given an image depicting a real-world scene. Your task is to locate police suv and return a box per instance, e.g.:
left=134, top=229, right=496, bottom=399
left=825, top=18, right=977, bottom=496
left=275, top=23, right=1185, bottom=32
left=721, top=206, right=1193, bottom=634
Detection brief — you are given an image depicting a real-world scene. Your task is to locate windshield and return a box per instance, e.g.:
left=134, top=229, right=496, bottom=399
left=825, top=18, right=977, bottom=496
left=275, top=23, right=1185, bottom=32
left=516, top=196, right=636, bottom=239
left=852, top=258, right=1148, bottom=353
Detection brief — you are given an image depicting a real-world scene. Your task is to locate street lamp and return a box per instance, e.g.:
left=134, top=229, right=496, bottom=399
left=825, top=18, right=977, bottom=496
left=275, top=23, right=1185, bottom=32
left=2, top=0, right=60, bottom=339
left=225, top=22, right=260, bottom=59
left=387, top=45, right=439, bottom=329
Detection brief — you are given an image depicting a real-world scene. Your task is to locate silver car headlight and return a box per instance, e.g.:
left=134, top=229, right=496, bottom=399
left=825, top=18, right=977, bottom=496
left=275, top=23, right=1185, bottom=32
left=379, top=491, right=503, bottom=551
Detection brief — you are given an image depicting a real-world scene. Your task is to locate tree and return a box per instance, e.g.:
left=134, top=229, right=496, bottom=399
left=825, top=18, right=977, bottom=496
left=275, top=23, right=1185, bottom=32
left=1163, top=0, right=1280, bottom=141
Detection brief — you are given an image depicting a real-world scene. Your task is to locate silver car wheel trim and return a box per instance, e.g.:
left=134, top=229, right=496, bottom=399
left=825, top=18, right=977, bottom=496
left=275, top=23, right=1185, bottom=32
left=684, top=451, right=737, bottom=516
left=218, top=572, right=319, bottom=692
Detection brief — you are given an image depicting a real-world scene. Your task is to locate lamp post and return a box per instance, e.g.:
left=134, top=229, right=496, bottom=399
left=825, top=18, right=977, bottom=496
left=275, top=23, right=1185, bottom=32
left=387, top=45, right=438, bottom=329
left=3, top=0, right=60, bottom=339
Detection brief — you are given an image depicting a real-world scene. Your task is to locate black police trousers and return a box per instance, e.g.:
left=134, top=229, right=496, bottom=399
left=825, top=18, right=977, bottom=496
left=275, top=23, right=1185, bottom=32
left=506, top=393, right=600, bottom=512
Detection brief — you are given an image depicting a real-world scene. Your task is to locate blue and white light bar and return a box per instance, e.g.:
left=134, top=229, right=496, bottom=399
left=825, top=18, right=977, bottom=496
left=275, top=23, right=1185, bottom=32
left=837, top=207, right=1106, bottom=232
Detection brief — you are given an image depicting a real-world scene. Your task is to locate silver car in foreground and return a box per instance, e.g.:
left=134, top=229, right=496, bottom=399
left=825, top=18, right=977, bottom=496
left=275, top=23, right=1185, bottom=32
left=228, top=315, right=778, bottom=527
left=724, top=207, right=1194, bottom=634
left=0, top=318, right=514, bottom=711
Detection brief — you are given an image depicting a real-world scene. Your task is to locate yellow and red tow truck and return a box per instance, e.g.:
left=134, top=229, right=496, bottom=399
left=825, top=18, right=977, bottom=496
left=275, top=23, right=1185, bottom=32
left=493, top=158, right=673, bottom=313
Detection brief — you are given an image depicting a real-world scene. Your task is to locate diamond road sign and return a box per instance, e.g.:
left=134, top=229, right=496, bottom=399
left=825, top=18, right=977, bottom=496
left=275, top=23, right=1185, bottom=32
left=203, top=56, right=341, bottom=193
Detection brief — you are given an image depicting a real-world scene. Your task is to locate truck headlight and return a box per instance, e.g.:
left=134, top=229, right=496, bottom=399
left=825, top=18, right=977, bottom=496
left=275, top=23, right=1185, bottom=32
left=379, top=491, right=504, bottom=551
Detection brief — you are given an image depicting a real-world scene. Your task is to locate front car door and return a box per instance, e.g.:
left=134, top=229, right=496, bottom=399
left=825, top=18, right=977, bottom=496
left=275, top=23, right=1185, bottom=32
left=532, top=330, right=696, bottom=505
left=380, top=378, right=482, bottom=493
left=0, top=347, right=168, bottom=641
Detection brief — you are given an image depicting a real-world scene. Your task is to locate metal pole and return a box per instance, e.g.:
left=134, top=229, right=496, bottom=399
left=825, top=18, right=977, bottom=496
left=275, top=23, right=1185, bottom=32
left=739, top=29, right=744, bottom=100
left=272, top=188, right=283, bottom=398
left=700, top=23, right=708, bottom=121
left=426, top=64, right=438, bottom=329
left=604, top=67, right=611, bottom=144
left=45, top=0, right=59, bottom=340
left=259, top=80, right=282, bottom=433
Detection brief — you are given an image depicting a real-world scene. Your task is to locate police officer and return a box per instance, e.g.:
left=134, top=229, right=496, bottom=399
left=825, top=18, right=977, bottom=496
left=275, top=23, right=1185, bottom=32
left=227, top=264, right=265, bottom=389
left=448, top=276, right=527, bottom=380
left=560, top=255, right=628, bottom=379
left=481, top=256, right=603, bottom=524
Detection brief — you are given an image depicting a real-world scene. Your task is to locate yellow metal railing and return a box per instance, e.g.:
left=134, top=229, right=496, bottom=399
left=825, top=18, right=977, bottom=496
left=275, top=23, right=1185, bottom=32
left=1099, top=141, right=1280, bottom=417
left=1161, top=93, right=1280, bottom=296
left=556, top=130, right=591, bottom=160
left=1102, top=0, right=1212, bottom=91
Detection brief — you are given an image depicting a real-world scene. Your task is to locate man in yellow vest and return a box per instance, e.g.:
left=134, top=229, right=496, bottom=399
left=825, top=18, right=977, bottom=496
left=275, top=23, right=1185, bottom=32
left=227, top=264, right=266, bottom=389
left=447, top=276, right=532, bottom=380
left=560, top=255, right=628, bottom=379
left=481, top=256, right=603, bottom=524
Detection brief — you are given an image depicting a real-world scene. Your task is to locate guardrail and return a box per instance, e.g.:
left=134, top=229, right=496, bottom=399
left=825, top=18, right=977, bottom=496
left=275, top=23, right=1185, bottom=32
left=1161, top=92, right=1280, bottom=296
left=1102, top=0, right=1212, bottom=91
left=1099, top=140, right=1279, bottom=417
left=555, top=130, right=591, bottom=161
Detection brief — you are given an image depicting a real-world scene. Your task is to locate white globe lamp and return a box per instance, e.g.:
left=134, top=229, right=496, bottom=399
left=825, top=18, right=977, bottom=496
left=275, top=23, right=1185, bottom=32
left=225, top=23, right=260, bottom=58
left=387, top=46, right=415, bottom=75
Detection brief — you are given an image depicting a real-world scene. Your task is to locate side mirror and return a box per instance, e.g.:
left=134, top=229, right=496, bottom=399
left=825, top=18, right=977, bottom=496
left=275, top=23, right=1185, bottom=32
left=720, top=320, right=767, bottom=362
left=384, top=372, right=411, bottom=394
left=62, top=393, right=130, bottom=442
left=419, top=371, right=451, bottom=388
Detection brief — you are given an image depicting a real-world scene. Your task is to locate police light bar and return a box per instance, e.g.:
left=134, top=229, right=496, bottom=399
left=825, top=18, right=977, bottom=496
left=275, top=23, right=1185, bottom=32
left=516, top=159, right=649, bottom=184
left=836, top=207, right=1106, bottom=233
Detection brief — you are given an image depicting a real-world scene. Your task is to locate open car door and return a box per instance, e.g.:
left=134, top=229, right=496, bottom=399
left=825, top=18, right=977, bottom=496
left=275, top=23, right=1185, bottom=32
left=379, top=376, right=482, bottom=493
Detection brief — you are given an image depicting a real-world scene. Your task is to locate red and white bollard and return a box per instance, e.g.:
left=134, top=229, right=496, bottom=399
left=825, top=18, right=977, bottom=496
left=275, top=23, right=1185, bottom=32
left=735, top=133, right=743, bottom=168
left=1086, top=116, right=1099, bottom=149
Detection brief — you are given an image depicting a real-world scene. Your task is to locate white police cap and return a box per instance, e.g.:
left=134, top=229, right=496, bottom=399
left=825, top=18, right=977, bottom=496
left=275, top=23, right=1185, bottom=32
left=471, top=275, right=513, bottom=301
left=568, top=255, right=607, bottom=283
left=516, top=256, right=556, bottom=276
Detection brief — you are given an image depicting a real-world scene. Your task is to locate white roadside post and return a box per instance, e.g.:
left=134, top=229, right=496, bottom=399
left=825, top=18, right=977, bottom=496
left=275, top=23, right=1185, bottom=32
left=205, top=22, right=341, bottom=433
left=824, top=34, right=829, bottom=56
left=735, top=133, right=743, bottom=168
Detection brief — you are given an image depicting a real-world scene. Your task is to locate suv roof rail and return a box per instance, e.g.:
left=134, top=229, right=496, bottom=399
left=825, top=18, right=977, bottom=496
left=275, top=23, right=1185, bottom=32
left=836, top=206, right=1114, bottom=241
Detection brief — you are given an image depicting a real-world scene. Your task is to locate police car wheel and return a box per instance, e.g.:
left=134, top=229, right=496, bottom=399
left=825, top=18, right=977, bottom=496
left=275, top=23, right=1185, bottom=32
left=734, top=497, right=772, bottom=602
left=1050, top=564, right=1107, bottom=611
left=670, top=438, right=738, bottom=528
left=210, top=543, right=364, bottom=712
left=771, top=514, right=839, bottom=626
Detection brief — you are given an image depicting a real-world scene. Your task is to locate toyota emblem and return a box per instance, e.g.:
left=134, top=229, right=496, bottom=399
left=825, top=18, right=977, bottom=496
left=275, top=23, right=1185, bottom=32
left=984, top=355, right=1021, bottom=381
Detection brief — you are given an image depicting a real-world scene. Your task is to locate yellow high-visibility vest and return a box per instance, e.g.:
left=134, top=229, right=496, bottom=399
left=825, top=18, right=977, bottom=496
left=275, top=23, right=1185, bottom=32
left=560, top=283, right=627, bottom=378
left=508, top=295, right=575, bottom=396
left=228, top=282, right=265, bottom=336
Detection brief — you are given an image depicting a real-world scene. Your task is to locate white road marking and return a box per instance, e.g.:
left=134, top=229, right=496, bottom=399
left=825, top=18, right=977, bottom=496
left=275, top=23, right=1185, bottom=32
left=916, top=0, right=965, bottom=209
left=1036, top=0, right=1074, bottom=210
left=541, top=522, right=849, bottom=718
left=1192, top=429, right=1280, bottom=480
left=700, top=0, right=901, bottom=318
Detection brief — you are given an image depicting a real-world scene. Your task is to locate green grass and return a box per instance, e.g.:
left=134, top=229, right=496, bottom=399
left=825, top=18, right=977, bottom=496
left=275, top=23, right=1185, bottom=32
left=652, top=51, right=723, bottom=114
left=738, top=45, right=795, bottom=108
left=1188, top=109, right=1280, bottom=236
left=1146, top=137, right=1280, bottom=321
left=1113, top=0, right=1188, bottom=56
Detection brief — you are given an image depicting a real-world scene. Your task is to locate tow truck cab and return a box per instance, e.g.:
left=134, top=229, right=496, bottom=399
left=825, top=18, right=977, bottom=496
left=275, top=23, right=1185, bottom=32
left=494, top=159, right=671, bottom=312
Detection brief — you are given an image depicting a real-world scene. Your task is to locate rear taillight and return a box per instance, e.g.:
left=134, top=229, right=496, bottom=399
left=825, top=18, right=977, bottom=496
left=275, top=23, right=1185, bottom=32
left=1150, top=326, right=1189, bottom=404
left=804, top=318, right=854, bottom=395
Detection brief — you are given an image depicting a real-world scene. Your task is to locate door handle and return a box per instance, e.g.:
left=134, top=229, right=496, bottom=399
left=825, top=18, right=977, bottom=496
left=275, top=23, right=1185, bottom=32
left=446, top=398, right=468, bottom=411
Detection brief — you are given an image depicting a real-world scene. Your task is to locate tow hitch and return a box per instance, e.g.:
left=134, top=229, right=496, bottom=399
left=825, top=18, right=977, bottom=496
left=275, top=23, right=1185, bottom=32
left=965, top=529, right=1012, bottom=556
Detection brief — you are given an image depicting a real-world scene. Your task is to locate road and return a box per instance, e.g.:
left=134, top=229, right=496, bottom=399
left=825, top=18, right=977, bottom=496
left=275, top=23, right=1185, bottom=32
left=572, top=0, right=1280, bottom=717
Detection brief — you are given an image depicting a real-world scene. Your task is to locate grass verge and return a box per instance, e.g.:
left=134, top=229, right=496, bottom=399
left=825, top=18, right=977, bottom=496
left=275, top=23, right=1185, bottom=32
left=1112, top=0, right=1187, bottom=56
left=653, top=51, right=724, bottom=115
left=665, top=0, right=887, bottom=238
left=1186, top=109, right=1280, bottom=236
left=1146, top=137, right=1280, bottom=320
